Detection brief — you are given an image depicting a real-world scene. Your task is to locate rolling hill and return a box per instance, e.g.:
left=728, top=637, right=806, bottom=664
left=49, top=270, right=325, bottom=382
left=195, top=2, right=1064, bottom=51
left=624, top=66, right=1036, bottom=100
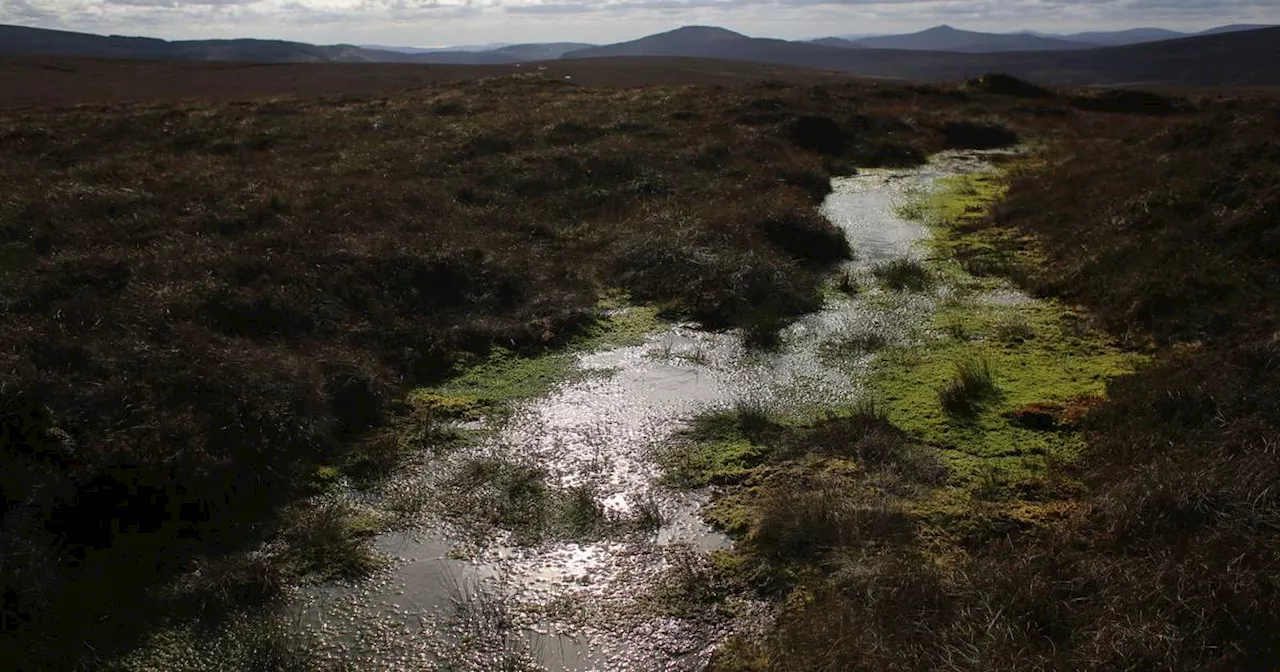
left=849, top=25, right=1090, bottom=52
left=1, top=22, right=1278, bottom=88
left=1060, top=28, right=1188, bottom=46
left=560, top=26, right=865, bottom=64
left=808, top=38, right=867, bottom=49
left=0, top=24, right=398, bottom=62
left=565, top=26, right=1280, bottom=87
left=411, top=42, right=595, bottom=64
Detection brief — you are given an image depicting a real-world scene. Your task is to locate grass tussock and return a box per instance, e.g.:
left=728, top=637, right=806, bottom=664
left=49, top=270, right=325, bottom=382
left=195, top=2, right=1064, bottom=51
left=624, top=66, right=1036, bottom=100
left=965, top=73, right=1055, bottom=99
left=836, top=270, right=860, bottom=296
left=938, top=354, right=999, bottom=416
left=822, top=329, right=888, bottom=357
left=750, top=485, right=913, bottom=563
left=939, top=119, right=1019, bottom=150
left=872, top=258, right=933, bottom=292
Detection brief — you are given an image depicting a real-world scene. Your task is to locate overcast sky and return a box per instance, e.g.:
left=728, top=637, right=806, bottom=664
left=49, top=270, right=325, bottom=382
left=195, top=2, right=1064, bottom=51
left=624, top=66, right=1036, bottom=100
left=2, top=0, right=1277, bottom=47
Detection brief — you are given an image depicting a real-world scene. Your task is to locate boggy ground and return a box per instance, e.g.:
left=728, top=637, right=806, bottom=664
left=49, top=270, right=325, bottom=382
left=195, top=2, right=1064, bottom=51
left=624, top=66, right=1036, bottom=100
left=0, top=67, right=1060, bottom=668
left=670, top=97, right=1280, bottom=670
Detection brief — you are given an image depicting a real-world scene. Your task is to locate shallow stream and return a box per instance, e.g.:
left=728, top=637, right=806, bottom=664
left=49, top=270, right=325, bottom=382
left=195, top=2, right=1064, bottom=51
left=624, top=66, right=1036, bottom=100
left=294, top=151, right=1001, bottom=670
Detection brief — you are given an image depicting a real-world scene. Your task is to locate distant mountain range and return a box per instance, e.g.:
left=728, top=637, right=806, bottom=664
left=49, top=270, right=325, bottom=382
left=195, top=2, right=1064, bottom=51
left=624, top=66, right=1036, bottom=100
left=840, top=25, right=1091, bottom=52
left=828, top=23, right=1273, bottom=49
left=559, top=25, right=1280, bottom=86
left=563, top=26, right=854, bottom=62
left=2, top=22, right=1278, bottom=87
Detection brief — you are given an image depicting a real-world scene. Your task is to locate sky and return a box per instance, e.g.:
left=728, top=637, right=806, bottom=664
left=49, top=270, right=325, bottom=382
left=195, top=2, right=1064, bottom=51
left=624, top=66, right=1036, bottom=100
left=1, top=0, right=1277, bottom=47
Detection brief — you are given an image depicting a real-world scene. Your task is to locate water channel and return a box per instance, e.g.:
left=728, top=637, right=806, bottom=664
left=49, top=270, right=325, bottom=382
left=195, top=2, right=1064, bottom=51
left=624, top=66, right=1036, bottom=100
left=295, top=151, right=1001, bottom=670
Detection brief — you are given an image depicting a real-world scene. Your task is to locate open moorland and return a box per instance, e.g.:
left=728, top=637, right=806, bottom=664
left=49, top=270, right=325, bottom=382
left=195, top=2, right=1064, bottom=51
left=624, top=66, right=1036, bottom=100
left=1, top=54, right=1278, bottom=670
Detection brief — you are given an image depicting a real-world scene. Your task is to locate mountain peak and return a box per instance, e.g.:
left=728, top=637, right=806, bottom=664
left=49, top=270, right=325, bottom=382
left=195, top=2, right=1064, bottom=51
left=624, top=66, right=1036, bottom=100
left=660, top=25, right=749, bottom=40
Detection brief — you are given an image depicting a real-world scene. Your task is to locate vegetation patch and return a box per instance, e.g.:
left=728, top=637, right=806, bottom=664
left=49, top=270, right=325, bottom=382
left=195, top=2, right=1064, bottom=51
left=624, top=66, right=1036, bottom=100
left=939, top=119, right=1019, bottom=150
left=937, top=353, right=999, bottom=416
left=436, top=454, right=657, bottom=545
left=706, top=99, right=1280, bottom=669
left=698, top=160, right=1160, bottom=669
left=867, top=172, right=1143, bottom=487
left=871, top=258, right=933, bottom=292
left=819, top=329, right=887, bottom=359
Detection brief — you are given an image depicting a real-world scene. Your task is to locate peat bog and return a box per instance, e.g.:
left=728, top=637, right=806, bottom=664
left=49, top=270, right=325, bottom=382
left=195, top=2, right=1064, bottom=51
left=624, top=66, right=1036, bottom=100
left=1, top=63, right=1278, bottom=671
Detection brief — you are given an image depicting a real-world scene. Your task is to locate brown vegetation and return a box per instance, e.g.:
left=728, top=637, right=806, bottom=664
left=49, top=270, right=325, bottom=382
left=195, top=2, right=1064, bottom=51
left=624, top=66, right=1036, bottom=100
left=0, top=56, right=863, bottom=108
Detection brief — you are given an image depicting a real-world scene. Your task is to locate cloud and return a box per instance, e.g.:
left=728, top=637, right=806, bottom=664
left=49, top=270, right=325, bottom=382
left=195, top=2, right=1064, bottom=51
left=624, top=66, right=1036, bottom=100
left=504, top=2, right=591, bottom=12
left=103, top=0, right=263, bottom=6
left=0, top=0, right=60, bottom=21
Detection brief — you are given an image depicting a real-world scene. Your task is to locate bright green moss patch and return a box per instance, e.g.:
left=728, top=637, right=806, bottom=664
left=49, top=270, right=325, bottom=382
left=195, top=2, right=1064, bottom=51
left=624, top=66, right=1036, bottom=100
left=910, top=169, right=1043, bottom=285
left=673, top=163, right=1145, bottom=611
left=428, top=347, right=576, bottom=411
left=405, top=391, right=488, bottom=421
left=662, top=439, right=772, bottom=488
left=868, top=169, right=1145, bottom=489
left=869, top=295, right=1142, bottom=486
left=659, top=406, right=787, bottom=488
left=582, top=292, right=666, bottom=349
left=412, top=295, right=665, bottom=418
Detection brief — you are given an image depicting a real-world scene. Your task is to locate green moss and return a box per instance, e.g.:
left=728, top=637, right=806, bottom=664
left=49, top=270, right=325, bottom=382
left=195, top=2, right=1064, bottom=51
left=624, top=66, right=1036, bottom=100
left=866, top=167, right=1147, bottom=491
left=705, top=493, right=757, bottom=537
left=680, top=163, right=1144, bottom=560
left=430, top=346, right=576, bottom=410
left=662, top=439, right=772, bottom=488
left=313, top=465, right=342, bottom=484
left=409, top=295, right=664, bottom=420
left=580, top=291, right=666, bottom=349
left=909, top=170, right=1043, bottom=285
left=405, top=390, right=487, bottom=421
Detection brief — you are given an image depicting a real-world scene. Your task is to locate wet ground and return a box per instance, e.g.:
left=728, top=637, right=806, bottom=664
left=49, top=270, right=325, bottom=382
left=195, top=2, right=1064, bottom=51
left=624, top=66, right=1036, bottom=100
left=293, top=151, right=1002, bottom=671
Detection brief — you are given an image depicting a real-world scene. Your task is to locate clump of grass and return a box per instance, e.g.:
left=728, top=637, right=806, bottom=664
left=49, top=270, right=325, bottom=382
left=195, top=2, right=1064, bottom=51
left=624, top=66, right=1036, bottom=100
left=836, top=271, right=860, bottom=296
left=823, top=330, right=888, bottom=358
left=757, top=208, right=851, bottom=266
left=938, top=354, right=999, bottom=416
left=279, top=500, right=386, bottom=581
left=631, top=494, right=664, bottom=533
left=750, top=485, right=912, bottom=562
left=436, top=580, right=541, bottom=671
left=442, top=457, right=549, bottom=542
left=873, top=258, right=933, bottom=292
left=117, top=612, right=320, bottom=672
left=440, top=455, right=621, bottom=543
left=965, top=72, right=1055, bottom=99
left=939, top=119, right=1019, bottom=150
left=733, top=399, right=776, bottom=442
left=786, top=405, right=947, bottom=487
left=739, top=310, right=792, bottom=351
left=994, top=318, right=1035, bottom=343
left=161, top=550, right=289, bottom=618
left=559, top=485, right=604, bottom=537
left=943, top=320, right=971, bottom=341
left=652, top=545, right=731, bottom=617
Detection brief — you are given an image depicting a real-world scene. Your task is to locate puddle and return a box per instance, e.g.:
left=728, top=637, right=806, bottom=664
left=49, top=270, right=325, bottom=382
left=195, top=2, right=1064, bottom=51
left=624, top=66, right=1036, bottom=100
left=292, top=151, right=1004, bottom=670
